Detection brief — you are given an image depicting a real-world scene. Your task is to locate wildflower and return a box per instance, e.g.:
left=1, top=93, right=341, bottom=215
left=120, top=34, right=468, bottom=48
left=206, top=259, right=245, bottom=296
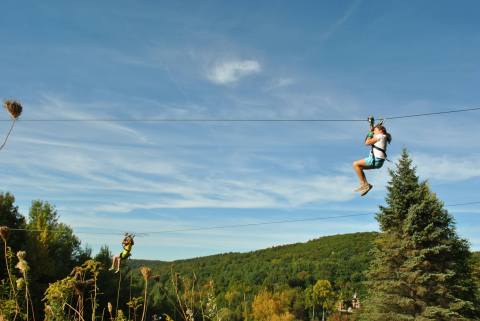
left=16, top=277, right=25, bottom=290
left=0, top=226, right=9, bottom=242
left=140, top=267, right=152, bottom=281
left=116, top=310, right=126, bottom=321
left=45, top=305, right=54, bottom=316
left=15, top=251, right=29, bottom=273
left=16, top=251, right=26, bottom=260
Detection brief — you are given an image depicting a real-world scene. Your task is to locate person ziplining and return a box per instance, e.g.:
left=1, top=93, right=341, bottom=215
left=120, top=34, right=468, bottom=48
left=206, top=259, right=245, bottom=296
left=109, top=233, right=135, bottom=273
left=1, top=99, right=23, bottom=151
left=353, top=116, right=392, bottom=196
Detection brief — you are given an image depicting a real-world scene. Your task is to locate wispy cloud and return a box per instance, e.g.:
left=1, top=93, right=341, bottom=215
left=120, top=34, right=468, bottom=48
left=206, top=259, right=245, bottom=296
left=1, top=94, right=360, bottom=217
left=93, top=174, right=357, bottom=213
left=264, top=77, right=296, bottom=91
left=321, top=0, right=362, bottom=41
left=207, top=59, right=261, bottom=85
left=413, top=153, right=480, bottom=182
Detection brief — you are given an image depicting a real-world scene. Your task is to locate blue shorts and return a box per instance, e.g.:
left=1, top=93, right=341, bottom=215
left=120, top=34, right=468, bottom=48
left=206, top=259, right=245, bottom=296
left=364, top=155, right=385, bottom=169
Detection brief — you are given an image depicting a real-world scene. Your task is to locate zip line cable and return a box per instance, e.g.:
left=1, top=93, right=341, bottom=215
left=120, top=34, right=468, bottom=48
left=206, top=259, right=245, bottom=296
left=6, top=200, right=480, bottom=236
left=383, top=107, right=480, bottom=121
left=9, top=213, right=371, bottom=236
left=1, top=106, right=480, bottom=122
left=8, top=213, right=371, bottom=235
left=2, top=106, right=480, bottom=235
left=443, top=201, right=480, bottom=207
left=142, top=213, right=371, bottom=235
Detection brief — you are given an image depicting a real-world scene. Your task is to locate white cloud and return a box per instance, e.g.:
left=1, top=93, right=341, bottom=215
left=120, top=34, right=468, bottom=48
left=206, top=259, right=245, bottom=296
left=338, top=152, right=480, bottom=193
left=207, top=59, right=261, bottom=85
left=90, top=174, right=357, bottom=214
left=1, top=94, right=361, bottom=216
left=413, top=153, right=480, bottom=182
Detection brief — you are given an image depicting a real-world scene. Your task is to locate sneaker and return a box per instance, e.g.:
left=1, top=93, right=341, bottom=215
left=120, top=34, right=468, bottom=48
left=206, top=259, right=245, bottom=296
left=108, top=266, right=114, bottom=271
left=360, top=184, right=373, bottom=196
left=115, top=269, right=120, bottom=274
left=354, top=184, right=368, bottom=192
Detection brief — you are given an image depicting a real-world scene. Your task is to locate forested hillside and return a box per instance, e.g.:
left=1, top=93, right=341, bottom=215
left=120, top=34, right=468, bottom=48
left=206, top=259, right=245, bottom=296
left=473, top=252, right=480, bottom=288
left=127, top=232, right=377, bottom=320
left=133, top=232, right=377, bottom=295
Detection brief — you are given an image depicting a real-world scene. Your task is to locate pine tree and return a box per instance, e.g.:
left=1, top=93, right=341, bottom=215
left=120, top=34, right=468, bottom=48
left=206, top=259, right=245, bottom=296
left=361, top=149, right=480, bottom=320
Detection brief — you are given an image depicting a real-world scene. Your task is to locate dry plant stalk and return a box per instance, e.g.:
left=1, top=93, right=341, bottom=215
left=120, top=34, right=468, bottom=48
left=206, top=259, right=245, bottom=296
left=140, top=267, right=152, bottom=281
left=1, top=100, right=23, bottom=151
left=108, top=302, right=113, bottom=321
left=0, top=226, right=19, bottom=319
left=140, top=267, right=152, bottom=321
left=3, top=100, right=23, bottom=119
left=0, top=226, right=9, bottom=242
left=171, top=270, right=198, bottom=321
left=15, top=251, right=35, bottom=321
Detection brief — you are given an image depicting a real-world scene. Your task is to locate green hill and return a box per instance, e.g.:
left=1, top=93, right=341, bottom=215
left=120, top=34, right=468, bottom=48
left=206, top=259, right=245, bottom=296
left=126, top=232, right=378, bottom=320
left=131, top=232, right=378, bottom=297
left=126, top=234, right=479, bottom=320
left=473, top=251, right=480, bottom=288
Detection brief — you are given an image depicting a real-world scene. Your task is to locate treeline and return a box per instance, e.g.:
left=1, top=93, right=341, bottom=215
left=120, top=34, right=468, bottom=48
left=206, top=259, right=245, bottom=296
left=0, top=195, right=92, bottom=320
left=130, top=232, right=377, bottom=320
left=472, top=252, right=480, bottom=290
left=0, top=192, right=376, bottom=321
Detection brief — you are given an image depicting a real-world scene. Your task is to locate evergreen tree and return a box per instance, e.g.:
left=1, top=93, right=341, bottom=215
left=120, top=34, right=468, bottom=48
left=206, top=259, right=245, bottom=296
left=362, top=149, right=480, bottom=320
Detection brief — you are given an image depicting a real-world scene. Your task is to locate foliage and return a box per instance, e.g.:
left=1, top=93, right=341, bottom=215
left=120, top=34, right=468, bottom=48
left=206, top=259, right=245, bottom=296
left=1, top=186, right=479, bottom=321
left=251, top=289, right=294, bottom=321
left=43, top=276, right=76, bottom=321
left=0, top=196, right=92, bottom=320
left=27, top=200, right=82, bottom=278
left=362, top=149, right=480, bottom=320
left=0, top=298, right=17, bottom=321
left=314, top=280, right=335, bottom=321
left=305, top=280, right=336, bottom=321
left=0, top=193, right=26, bottom=280
left=126, top=297, right=143, bottom=321
left=471, top=252, right=480, bottom=289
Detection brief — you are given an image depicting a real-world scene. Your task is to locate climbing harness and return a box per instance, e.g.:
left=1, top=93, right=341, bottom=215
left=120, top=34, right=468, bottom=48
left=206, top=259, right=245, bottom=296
left=120, top=233, right=135, bottom=260
left=366, top=116, right=389, bottom=167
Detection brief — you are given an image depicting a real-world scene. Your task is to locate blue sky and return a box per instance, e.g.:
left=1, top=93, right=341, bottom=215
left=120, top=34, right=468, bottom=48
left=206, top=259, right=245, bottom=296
left=1, top=0, right=480, bottom=260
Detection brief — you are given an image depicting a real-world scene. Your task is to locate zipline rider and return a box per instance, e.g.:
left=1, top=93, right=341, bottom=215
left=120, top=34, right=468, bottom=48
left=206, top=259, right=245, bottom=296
left=353, top=117, right=392, bottom=196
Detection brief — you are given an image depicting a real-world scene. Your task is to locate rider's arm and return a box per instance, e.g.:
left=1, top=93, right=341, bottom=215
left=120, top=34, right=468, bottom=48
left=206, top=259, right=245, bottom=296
left=365, top=136, right=379, bottom=146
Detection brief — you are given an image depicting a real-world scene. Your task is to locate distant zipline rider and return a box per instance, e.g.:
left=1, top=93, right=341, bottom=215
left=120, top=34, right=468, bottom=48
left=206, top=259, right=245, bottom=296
left=353, top=116, right=392, bottom=196
left=109, top=233, right=135, bottom=273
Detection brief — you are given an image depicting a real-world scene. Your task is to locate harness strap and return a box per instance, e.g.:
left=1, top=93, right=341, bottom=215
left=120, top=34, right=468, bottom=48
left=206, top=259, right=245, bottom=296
left=371, top=145, right=391, bottom=163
